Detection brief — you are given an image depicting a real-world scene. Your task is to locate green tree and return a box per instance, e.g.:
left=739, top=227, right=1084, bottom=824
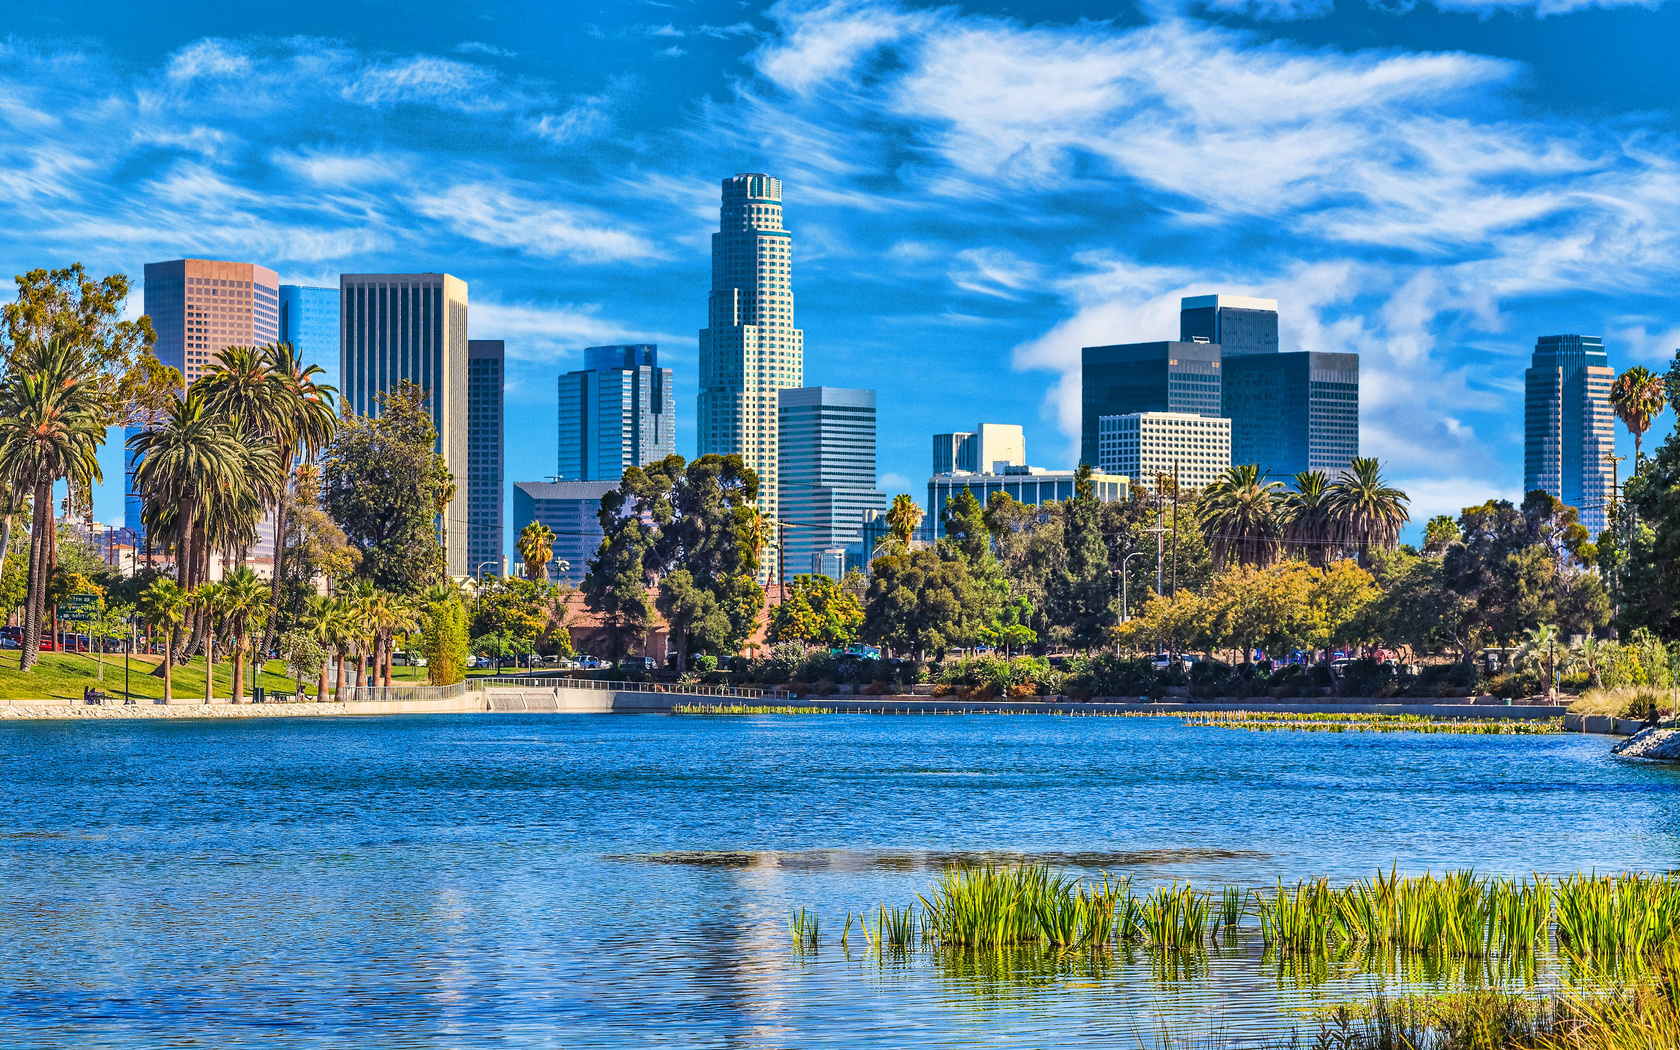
left=280, top=630, right=326, bottom=697
left=256, top=342, right=337, bottom=644
left=217, top=566, right=269, bottom=703
left=275, top=464, right=360, bottom=632
left=189, top=582, right=222, bottom=703
left=0, top=336, right=107, bottom=668
left=861, top=547, right=984, bottom=658
left=321, top=381, right=452, bottom=594
left=1044, top=464, right=1115, bottom=650
left=421, top=588, right=470, bottom=686
left=885, top=493, right=924, bottom=548
left=656, top=569, right=732, bottom=663
left=517, top=521, right=557, bottom=581
left=1423, top=514, right=1462, bottom=556
left=1281, top=470, right=1334, bottom=567
left=1610, top=365, right=1666, bottom=469
left=940, top=487, right=989, bottom=565
left=767, top=573, right=864, bottom=648
left=1200, top=465, right=1284, bottom=567
left=1328, top=457, right=1410, bottom=566
left=135, top=578, right=189, bottom=703
left=472, top=576, right=551, bottom=645
left=579, top=489, right=657, bottom=662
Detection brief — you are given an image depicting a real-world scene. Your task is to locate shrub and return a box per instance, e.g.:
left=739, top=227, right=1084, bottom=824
left=1337, top=658, right=1395, bottom=698
left=1486, top=669, right=1541, bottom=699
left=694, top=654, right=718, bottom=673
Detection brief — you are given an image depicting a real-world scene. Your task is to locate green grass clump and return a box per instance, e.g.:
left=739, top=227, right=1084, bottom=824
left=790, top=908, right=819, bottom=950
left=916, top=864, right=1119, bottom=951
left=1254, top=878, right=1337, bottom=954
left=1139, top=882, right=1210, bottom=950
left=1184, top=711, right=1562, bottom=734
left=1556, top=873, right=1680, bottom=961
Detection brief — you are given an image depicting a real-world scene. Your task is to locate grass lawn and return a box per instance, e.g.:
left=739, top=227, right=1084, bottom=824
left=0, top=651, right=433, bottom=703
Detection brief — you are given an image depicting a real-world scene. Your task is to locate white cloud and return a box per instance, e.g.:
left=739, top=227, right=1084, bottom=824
left=408, top=182, right=661, bottom=262
left=343, top=55, right=509, bottom=112
left=455, top=41, right=517, bottom=58
left=470, top=299, right=683, bottom=363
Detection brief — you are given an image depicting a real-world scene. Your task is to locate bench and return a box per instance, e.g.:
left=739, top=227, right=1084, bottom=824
left=83, top=689, right=109, bottom=705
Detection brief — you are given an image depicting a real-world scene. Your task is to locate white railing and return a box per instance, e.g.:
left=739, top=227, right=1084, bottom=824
left=269, top=681, right=480, bottom=703
left=479, top=676, right=779, bottom=700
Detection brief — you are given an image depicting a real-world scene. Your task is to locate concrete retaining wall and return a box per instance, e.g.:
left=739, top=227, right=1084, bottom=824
left=1562, top=712, right=1649, bottom=736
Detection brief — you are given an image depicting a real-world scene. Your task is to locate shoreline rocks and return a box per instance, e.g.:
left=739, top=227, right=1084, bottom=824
left=1612, top=726, right=1680, bottom=760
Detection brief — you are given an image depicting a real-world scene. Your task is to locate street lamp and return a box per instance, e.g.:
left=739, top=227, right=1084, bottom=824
left=1117, top=551, right=1147, bottom=622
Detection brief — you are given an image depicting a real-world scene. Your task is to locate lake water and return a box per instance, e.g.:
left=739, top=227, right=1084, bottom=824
left=3, top=713, right=1678, bottom=1048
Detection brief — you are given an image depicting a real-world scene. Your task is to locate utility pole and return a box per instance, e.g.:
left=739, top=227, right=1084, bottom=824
left=1153, top=482, right=1166, bottom=597
left=778, top=520, right=786, bottom=603
left=1170, top=460, right=1180, bottom=598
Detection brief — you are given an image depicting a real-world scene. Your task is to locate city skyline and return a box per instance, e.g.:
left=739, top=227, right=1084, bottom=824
left=9, top=0, right=1680, bottom=545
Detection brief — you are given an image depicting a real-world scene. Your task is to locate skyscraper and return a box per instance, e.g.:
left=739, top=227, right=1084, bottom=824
left=279, top=285, right=340, bottom=391
left=467, top=340, right=505, bottom=579
left=1179, top=294, right=1279, bottom=355
left=697, top=173, right=804, bottom=550
left=1080, top=341, right=1222, bottom=466
left=777, top=387, right=885, bottom=579
left=557, top=344, right=675, bottom=481
left=339, top=273, right=470, bottom=575
left=512, top=480, right=618, bottom=586
left=1525, top=335, right=1615, bottom=534
left=1098, top=412, right=1231, bottom=491
left=130, top=259, right=280, bottom=537
left=1222, top=352, right=1359, bottom=478
left=932, top=424, right=1026, bottom=475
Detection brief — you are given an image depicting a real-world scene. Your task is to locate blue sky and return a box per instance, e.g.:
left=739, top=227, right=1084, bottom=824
left=6, top=0, right=1680, bottom=546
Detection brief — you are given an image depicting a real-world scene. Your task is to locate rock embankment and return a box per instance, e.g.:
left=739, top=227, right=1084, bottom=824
left=1612, top=726, right=1680, bottom=760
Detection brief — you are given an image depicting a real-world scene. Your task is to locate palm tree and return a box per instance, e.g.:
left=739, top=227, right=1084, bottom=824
left=1280, top=470, right=1334, bottom=566
left=326, top=597, right=358, bottom=700
left=128, top=390, right=247, bottom=593
left=1198, top=465, right=1284, bottom=567
left=0, top=336, right=107, bottom=669
left=1610, top=366, right=1667, bottom=469
left=1327, top=457, right=1410, bottom=566
left=218, top=566, right=269, bottom=703
left=252, top=343, right=336, bottom=648
left=363, top=589, right=417, bottom=688
left=1520, top=623, right=1561, bottom=701
left=737, top=507, right=770, bottom=576
left=190, top=582, right=222, bottom=704
left=346, top=580, right=377, bottom=695
left=135, top=578, right=189, bottom=704
left=886, top=493, right=924, bottom=547
left=517, top=522, right=556, bottom=581
left=296, top=595, right=336, bottom=702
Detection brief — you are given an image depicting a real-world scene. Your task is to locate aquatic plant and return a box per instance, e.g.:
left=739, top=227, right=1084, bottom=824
left=1139, top=882, right=1211, bottom=950
left=1219, top=884, right=1244, bottom=930
left=1556, top=873, right=1680, bottom=960
left=916, top=864, right=1118, bottom=951
left=790, top=907, right=819, bottom=949
left=1182, top=710, right=1562, bottom=735
left=671, top=703, right=831, bottom=714
left=1254, top=878, right=1337, bottom=955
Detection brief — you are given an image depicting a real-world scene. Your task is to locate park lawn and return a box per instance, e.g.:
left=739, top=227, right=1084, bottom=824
left=0, top=651, right=333, bottom=703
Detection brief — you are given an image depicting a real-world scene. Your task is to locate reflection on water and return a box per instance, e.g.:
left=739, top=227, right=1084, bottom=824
left=1, top=714, right=1677, bottom=1048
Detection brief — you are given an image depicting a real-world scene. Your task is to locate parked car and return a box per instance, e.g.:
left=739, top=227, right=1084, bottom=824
left=619, top=657, right=657, bottom=671
left=0, top=637, right=17, bottom=649
left=392, top=652, right=428, bottom=667
left=576, top=656, right=604, bottom=670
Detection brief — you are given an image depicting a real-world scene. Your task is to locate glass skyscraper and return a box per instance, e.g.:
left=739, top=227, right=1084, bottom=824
left=1179, top=294, right=1279, bottom=355
left=339, top=273, right=470, bottom=575
left=467, top=340, right=505, bottom=579
left=1525, top=335, right=1615, bottom=535
left=279, top=285, right=340, bottom=391
left=697, top=173, right=804, bottom=553
left=511, top=481, right=618, bottom=586
left=1222, top=352, right=1359, bottom=479
left=557, top=344, right=674, bottom=481
left=777, top=387, right=884, bottom=579
left=1080, top=341, right=1222, bottom=467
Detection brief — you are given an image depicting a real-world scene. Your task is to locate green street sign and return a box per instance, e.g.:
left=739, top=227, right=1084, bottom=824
left=57, top=593, right=99, bottom=622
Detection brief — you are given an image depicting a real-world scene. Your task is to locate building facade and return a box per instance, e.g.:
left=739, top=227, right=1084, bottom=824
left=129, top=258, right=281, bottom=538
left=1222, top=352, right=1359, bottom=478
left=278, top=285, right=340, bottom=391
left=1179, top=294, right=1279, bottom=355
left=1098, top=413, right=1232, bottom=492
left=1080, top=341, right=1222, bottom=466
left=926, top=470, right=1129, bottom=540
left=932, top=424, right=1026, bottom=475
left=1525, top=335, right=1615, bottom=535
left=557, top=344, right=675, bottom=481
left=777, top=387, right=885, bottom=579
left=339, top=273, right=471, bottom=575
left=696, top=173, right=804, bottom=559
left=467, top=340, right=505, bottom=579
left=511, top=480, right=619, bottom=586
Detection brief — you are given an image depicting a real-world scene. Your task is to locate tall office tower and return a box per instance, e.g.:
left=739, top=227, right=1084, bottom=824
left=1098, top=412, right=1232, bottom=491
left=1179, top=294, right=1279, bottom=355
left=512, top=480, right=619, bottom=586
left=1081, top=341, right=1222, bottom=466
left=778, top=387, right=885, bottom=579
left=339, top=273, right=470, bottom=575
left=697, top=173, right=804, bottom=550
left=129, top=259, right=281, bottom=537
left=279, top=285, right=341, bottom=391
left=467, top=340, right=505, bottom=579
left=557, top=344, right=675, bottom=480
left=1223, top=352, right=1359, bottom=478
left=1526, top=335, right=1615, bottom=535
left=932, top=424, right=1027, bottom=475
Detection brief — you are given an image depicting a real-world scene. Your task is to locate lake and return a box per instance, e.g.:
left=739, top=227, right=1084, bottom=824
left=2, top=713, right=1677, bottom=1048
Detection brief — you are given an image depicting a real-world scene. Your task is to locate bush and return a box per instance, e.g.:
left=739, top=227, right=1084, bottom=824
left=1485, top=669, right=1541, bottom=699
left=1404, top=662, right=1476, bottom=699
left=1571, top=685, right=1670, bottom=719
left=1338, top=658, right=1396, bottom=698
left=694, top=654, right=718, bottom=673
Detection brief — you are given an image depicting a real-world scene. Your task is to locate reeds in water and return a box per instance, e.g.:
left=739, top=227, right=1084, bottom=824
left=1556, top=872, right=1680, bottom=960
left=916, top=863, right=1118, bottom=951
left=1254, top=878, right=1337, bottom=955
left=790, top=907, right=819, bottom=949
left=1139, top=882, right=1210, bottom=950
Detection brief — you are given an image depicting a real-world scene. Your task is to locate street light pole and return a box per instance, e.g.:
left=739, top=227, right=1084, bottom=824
left=1119, top=551, right=1146, bottom=622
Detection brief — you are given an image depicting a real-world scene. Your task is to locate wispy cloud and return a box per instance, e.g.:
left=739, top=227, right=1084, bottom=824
left=408, top=182, right=661, bottom=262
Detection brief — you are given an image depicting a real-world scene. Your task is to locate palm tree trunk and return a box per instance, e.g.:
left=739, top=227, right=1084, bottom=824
left=231, top=633, right=244, bottom=703
left=20, top=478, right=51, bottom=671
left=334, top=645, right=347, bottom=699
left=204, top=634, right=215, bottom=705
left=262, top=463, right=293, bottom=656
left=356, top=649, right=367, bottom=694
left=317, top=660, right=328, bottom=703
left=162, top=625, right=173, bottom=703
